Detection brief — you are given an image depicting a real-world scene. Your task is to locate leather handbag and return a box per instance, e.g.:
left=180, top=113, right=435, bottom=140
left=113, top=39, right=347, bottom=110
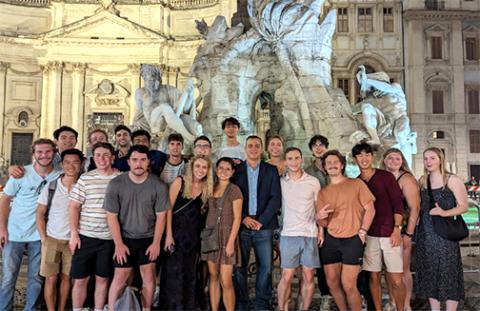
left=427, top=175, right=468, bottom=242
left=201, top=184, right=231, bottom=253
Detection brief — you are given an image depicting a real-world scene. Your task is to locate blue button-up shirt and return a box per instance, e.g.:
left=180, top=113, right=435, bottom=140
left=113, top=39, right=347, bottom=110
left=247, top=162, right=260, bottom=216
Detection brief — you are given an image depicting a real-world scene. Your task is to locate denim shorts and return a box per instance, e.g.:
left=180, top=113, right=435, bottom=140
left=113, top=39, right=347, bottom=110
left=279, top=236, right=320, bottom=269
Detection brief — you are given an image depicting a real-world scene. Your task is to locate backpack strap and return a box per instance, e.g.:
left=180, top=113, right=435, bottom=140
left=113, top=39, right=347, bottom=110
left=45, top=178, right=59, bottom=222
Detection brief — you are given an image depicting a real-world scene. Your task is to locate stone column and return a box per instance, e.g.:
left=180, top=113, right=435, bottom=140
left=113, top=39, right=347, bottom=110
left=71, top=63, right=86, bottom=144
left=40, top=62, right=63, bottom=138
left=0, top=62, right=9, bottom=156
left=40, top=64, right=50, bottom=137
left=128, top=64, right=140, bottom=124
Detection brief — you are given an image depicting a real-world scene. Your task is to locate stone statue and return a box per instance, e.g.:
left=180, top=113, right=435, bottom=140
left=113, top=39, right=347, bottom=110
left=350, top=65, right=417, bottom=166
left=133, top=64, right=202, bottom=147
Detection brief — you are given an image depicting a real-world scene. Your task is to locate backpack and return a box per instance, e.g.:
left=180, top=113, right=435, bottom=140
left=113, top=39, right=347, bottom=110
left=44, top=178, right=59, bottom=222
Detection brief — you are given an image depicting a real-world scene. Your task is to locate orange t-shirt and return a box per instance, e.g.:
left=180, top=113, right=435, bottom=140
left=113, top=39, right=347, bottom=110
left=317, top=178, right=375, bottom=238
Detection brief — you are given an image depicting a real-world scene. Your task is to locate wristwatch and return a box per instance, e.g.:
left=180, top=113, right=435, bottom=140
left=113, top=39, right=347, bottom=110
left=394, top=225, right=403, bottom=230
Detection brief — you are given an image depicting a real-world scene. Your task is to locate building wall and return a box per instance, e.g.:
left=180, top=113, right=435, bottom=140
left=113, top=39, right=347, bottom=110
left=403, top=0, right=480, bottom=179
left=0, top=0, right=236, bottom=161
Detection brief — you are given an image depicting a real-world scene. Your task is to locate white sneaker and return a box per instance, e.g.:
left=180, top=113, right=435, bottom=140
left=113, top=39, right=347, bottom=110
left=152, top=285, right=160, bottom=308
left=383, top=301, right=397, bottom=311
left=320, top=295, right=332, bottom=311
left=361, top=296, right=367, bottom=311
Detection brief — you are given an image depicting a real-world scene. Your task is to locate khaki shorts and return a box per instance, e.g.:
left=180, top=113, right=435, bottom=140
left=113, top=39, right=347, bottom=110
left=362, top=235, right=403, bottom=273
left=40, top=236, right=72, bottom=277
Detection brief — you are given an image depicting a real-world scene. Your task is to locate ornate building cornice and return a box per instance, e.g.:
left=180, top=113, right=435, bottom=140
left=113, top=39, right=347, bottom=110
left=404, top=10, right=480, bottom=21
left=0, top=0, right=49, bottom=7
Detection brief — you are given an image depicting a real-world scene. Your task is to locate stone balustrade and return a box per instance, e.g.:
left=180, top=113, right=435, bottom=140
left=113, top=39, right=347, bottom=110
left=169, top=0, right=218, bottom=10
left=0, top=0, right=49, bottom=6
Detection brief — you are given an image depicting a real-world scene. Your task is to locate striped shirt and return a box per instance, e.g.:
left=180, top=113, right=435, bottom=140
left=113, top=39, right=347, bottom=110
left=70, top=170, right=122, bottom=240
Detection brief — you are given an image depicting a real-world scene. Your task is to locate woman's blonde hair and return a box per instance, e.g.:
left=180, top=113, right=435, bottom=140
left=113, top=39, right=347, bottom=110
left=266, top=135, right=284, bottom=157
left=183, top=155, right=214, bottom=203
left=381, top=148, right=413, bottom=175
left=419, top=147, right=451, bottom=189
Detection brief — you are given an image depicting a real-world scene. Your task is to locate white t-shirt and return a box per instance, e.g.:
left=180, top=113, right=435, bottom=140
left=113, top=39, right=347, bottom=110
left=70, top=170, right=121, bottom=240
left=215, top=144, right=246, bottom=162
left=280, top=172, right=321, bottom=237
left=38, top=178, right=72, bottom=240
left=159, top=160, right=186, bottom=185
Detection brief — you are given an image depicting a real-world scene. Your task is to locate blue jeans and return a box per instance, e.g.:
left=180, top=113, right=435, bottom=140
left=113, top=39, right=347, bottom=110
left=234, top=229, right=273, bottom=311
left=0, top=241, right=42, bottom=311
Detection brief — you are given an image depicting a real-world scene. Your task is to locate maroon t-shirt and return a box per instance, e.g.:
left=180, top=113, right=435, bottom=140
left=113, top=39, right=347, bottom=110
left=359, top=169, right=404, bottom=237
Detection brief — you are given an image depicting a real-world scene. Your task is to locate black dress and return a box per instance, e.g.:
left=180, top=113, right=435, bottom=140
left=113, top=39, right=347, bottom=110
left=414, top=185, right=465, bottom=301
left=158, top=187, right=204, bottom=310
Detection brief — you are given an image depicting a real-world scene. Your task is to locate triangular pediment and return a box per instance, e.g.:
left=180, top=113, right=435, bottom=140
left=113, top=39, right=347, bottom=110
left=424, top=23, right=450, bottom=34
left=463, top=24, right=480, bottom=34
left=43, top=9, right=165, bottom=41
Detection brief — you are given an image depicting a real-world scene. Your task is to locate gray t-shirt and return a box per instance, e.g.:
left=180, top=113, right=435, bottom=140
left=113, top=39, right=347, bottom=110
left=103, top=173, right=170, bottom=239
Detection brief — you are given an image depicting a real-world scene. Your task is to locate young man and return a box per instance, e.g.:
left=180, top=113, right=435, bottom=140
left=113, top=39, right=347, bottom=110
left=233, top=135, right=281, bottom=311
left=305, top=135, right=330, bottom=188
left=0, top=139, right=62, bottom=310
left=159, top=133, right=187, bottom=185
left=317, top=150, right=376, bottom=311
left=352, top=143, right=405, bottom=311
left=215, top=117, right=245, bottom=163
left=277, top=147, right=321, bottom=311
left=69, top=142, right=122, bottom=311
left=304, top=134, right=332, bottom=310
left=36, top=148, right=85, bottom=311
left=115, top=129, right=167, bottom=175
left=84, top=128, right=109, bottom=172
left=8, top=125, right=78, bottom=178
left=193, top=135, right=212, bottom=157
left=104, top=145, right=170, bottom=311
left=113, top=125, right=132, bottom=162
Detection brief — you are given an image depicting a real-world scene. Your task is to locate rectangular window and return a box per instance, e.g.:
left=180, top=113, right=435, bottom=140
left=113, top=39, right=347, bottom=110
left=431, top=36, right=443, bottom=59
left=468, top=89, right=480, bottom=114
left=358, top=8, right=373, bottom=33
left=425, top=0, right=445, bottom=10
left=11, top=133, right=33, bottom=165
left=383, top=8, right=394, bottom=33
left=470, top=130, right=480, bottom=153
left=432, top=90, right=444, bottom=113
left=337, top=8, right=349, bottom=33
left=465, top=38, right=479, bottom=61
left=338, top=79, right=349, bottom=98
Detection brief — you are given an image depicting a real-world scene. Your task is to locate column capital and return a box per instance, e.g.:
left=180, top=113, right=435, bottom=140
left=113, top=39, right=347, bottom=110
left=128, top=64, right=141, bottom=75
left=72, top=62, right=87, bottom=73
left=42, top=61, right=64, bottom=74
left=0, top=62, right=10, bottom=72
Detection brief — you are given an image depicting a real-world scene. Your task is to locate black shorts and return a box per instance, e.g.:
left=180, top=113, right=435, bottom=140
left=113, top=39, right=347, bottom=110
left=71, top=235, right=114, bottom=279
left=320, top=232, right=364, bottom=266
left=114, top=237, right=156, bottom=268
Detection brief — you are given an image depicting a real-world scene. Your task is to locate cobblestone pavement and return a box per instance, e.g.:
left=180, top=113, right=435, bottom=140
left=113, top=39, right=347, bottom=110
left=1, top=243, right=479, bottom=310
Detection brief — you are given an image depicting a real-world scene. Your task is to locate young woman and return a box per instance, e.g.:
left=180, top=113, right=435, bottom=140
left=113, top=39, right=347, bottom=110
left=266, top=135, right=286, bottom=176
left=382, top=148, right=420, bottom=311
left=201, top=157, right=243, bottom=311
left=415, top=147, right=468, bottom=311
left=159, top=156, right=214, bottom=310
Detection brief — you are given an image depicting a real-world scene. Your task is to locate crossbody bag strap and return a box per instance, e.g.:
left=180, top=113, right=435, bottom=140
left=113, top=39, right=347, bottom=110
left=215, top=183, right=232, bottom=225
left=426, top=174, right=436, bottom=210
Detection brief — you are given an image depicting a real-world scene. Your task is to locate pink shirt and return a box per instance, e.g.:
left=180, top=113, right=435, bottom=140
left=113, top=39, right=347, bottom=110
left=280, top=172, right=321, bottom=237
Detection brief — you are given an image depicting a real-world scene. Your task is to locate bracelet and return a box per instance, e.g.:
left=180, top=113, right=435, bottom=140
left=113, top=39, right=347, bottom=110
left=359, top=228, right=368, bottom=234
left=403, top=232, right=414, bottom=238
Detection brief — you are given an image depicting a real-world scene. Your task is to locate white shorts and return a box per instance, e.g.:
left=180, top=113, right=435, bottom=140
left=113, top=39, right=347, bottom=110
left=362, top=235, right=403, bottom=273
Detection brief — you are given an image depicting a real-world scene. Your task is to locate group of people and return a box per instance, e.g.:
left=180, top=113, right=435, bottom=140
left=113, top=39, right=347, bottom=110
left=0, top=116, right=469, bottom=311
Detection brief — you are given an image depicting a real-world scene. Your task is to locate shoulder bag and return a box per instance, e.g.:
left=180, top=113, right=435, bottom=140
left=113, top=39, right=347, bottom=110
left=200, top=183, right=231, bottom=253
left=427, top=175, right=468, bottom=242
